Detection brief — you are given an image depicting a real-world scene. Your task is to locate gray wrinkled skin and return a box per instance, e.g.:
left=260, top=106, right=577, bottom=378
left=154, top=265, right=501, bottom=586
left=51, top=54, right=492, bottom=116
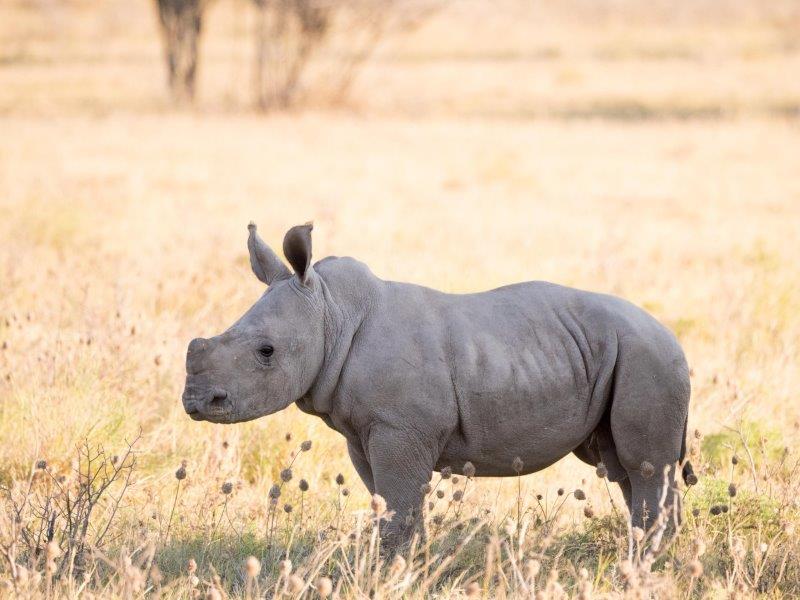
left=183, top=223, right=691, bottom=542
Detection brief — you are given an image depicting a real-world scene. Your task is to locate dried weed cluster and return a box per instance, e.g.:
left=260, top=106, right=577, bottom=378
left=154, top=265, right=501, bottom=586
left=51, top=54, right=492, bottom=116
left=1, top=430, right=798, bottom=598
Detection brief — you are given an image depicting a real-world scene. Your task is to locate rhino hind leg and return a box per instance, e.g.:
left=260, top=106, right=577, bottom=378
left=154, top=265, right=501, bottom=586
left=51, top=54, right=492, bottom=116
left=607, top=342, right=690, bottom=532
left=626, top=464, right=681, bottom=532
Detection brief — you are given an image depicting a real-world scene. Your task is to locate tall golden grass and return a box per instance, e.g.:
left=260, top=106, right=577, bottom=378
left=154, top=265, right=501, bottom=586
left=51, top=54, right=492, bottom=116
left=1, top=0, right=799, bottom=597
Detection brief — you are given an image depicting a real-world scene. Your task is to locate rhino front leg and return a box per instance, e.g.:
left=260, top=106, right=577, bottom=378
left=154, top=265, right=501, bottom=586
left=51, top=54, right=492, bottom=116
left=347, top=441, right=375, bottom=494
left=367, top=425, right=436, bottom=546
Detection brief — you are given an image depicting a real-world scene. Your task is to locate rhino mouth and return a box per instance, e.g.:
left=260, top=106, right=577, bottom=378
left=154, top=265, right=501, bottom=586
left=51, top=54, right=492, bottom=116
left=185, top=404, right=233, bottom=423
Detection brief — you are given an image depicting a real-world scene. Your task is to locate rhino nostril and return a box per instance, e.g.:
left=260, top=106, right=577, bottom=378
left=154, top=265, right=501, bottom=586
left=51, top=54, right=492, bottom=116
left=209, top=390, right=228, bottom=406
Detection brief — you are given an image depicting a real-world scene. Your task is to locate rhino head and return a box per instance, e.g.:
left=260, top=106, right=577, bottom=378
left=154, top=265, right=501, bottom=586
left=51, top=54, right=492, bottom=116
left=181, top=222, right=325, bottom=424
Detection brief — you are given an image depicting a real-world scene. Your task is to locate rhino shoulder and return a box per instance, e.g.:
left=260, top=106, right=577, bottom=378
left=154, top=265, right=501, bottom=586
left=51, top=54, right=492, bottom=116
left=315, top=255, right=378, bottom=284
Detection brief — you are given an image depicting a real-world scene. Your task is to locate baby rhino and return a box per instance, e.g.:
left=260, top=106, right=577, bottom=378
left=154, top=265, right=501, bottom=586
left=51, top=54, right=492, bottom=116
left=182, top=223, right=692, bottom=542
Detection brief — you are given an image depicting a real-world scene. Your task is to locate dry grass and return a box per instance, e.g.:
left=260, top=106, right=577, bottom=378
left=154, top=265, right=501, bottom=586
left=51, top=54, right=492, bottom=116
left=1, top=0, right=800, bottom=597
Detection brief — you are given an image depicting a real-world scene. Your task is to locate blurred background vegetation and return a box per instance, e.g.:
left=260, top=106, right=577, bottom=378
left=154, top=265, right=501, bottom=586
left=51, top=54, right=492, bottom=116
left=2, top=0, right=799, bottom=117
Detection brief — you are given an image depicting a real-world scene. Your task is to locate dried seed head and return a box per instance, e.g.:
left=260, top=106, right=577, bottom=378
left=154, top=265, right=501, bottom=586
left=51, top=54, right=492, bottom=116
left=692, top=538, right=706, bottom=557
left=36, top=459, right=47, bottom=470
left=524, top=559, right=541, bottom=579
left=464, top=581, right=481, bottom=597
left=342, top=488, right=350, bottom=497
left=269, top=484, right=281, bottom=500
left=285, top=432, right=292, bottom=442
left=206, top=588, right=222, bottom=600
left=687, top=559, right=703, bottom=578
left=710, top=505, right=722, bottom=516
left=453, top=490, right=464, bottom=502
left=692, top=508, right=700, bottom=517
left=371, top=493, right=387, bottom=516
left=150, top=565, right=163, bottom=584
left=441, top=467, right=452, bottom=479
left=187, top=558, right=197, bottom=574
left=287, top=574, right=304, bottom=593
left=390, top=554, right=407, bottom=576
left=300, top=440, right=312, bottom=452
left=452, top=475, right=460, bottom=484
left=175, top=465, right=187, bottom=481
left=728, top=483, right=737, bottom=497
left=428, top=501, right=435, bottom=511
left=536, top=493, right=543, bottom=501
left=685, top=471, right=698, bottom=486
left=335, top=473, right=345, bottom=486
left=595, top=462, right=608, bottom=479
left=279, top=559, right=292, bottom=577
left=503, top=519, right=516, bottom=537
left=574, top=489, right=586, bottom=501
left=432, top=514, right=444, bottom=525
left=221, top=482, right=233, bottom=495
left=421, top=482, right=433, bottom=494
left=640, top=461, right=655, bottom=479
left=721, top=505, right=729, bottom=513
left=245, top=556, right=261, bottom=577
left=280, top=468, right=293, bottom=483
left=436, top=490, right=445, bottom=499
left=632, top=527, right=645, bottom=543
left=731, top=454, right=739, bottom=465
left=784, top=521, right=796, bottom=536
left=557, top=488, right=564, bottom=496
left=14, top=565, right=29, bottom=584
left=618, top=559, right=634, bottom=581
left=284, top=503, right=293, bottom=513
left=46, top=541, right=61, bottom=560
left=583, top=505, right=595, bottom=519
left=298, top=479, right=309, bottom=492
left=316, top=576, right=333, bottom=597
left=463, top=462, right=476, bottom=477
left=512, top=456, right=524, bottom=473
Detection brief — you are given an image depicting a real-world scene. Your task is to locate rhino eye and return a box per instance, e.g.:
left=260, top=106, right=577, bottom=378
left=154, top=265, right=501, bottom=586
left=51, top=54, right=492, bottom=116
left=258, top=345, right=274, bottom=359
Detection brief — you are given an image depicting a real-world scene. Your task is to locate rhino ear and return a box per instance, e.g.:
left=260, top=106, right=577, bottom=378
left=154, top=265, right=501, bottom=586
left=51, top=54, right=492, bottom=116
left=283, top=222, right=314, bottom=285
left=247, top=222, right=291, bottom=285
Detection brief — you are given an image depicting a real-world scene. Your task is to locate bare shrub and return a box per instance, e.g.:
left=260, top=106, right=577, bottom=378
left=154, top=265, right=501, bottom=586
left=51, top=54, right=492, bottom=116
left=252, top=0, right=332, bottom=109
left=252, top=0, right=444, bottom=110
left=155, top=0, right=209, bottom=103
left=0, top=436, right=138, bottom=589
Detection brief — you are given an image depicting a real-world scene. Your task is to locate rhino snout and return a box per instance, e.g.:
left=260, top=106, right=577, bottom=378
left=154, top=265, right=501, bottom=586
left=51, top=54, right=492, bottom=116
left=182, top=385, right=230, bottom=420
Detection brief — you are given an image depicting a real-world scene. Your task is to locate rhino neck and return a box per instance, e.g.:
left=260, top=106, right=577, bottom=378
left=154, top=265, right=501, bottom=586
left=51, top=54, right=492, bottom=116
left=304, top=259, right=374, bottom=417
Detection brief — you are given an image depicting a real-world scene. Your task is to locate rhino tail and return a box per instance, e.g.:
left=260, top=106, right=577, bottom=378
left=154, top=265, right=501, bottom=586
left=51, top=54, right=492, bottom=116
left=680, top=415, right=698, bottom=486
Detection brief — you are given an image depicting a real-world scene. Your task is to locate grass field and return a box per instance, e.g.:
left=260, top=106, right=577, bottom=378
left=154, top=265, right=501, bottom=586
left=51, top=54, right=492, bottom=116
left=1, top=0, right=800, bottom=597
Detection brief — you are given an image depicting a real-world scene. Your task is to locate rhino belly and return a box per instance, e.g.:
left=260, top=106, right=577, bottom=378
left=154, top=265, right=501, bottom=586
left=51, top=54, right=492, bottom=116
left=437, top=393, right=602, bottom=476
left=435, top=349, right=609, bottom=477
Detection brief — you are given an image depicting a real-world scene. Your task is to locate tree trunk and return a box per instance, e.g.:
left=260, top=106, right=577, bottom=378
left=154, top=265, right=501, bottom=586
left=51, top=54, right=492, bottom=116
left=155, top=0, right=204, bottom=103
